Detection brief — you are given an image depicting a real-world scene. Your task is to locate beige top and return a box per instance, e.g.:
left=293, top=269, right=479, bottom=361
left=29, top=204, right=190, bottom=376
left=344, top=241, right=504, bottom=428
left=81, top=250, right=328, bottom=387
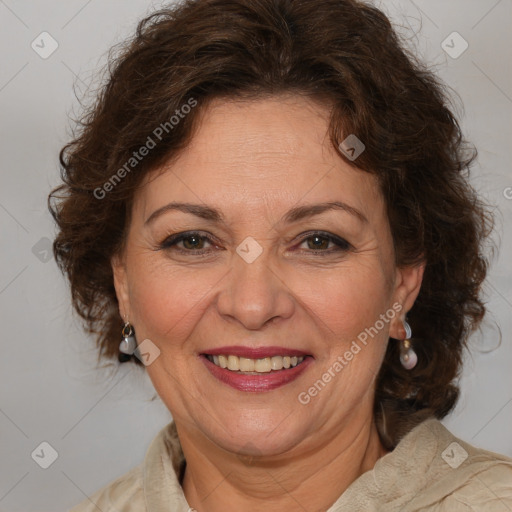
left=71, top=417, right=512, bottom=511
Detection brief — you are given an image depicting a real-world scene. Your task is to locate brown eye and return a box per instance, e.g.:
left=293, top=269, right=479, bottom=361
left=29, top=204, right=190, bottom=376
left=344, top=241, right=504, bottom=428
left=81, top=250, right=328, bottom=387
left=297, top=232, right=351, bottom=255
left=160, top=232, right=216, bottom=254
left=306, top=234, right=330, bottom=250
left=181, top=234, right=206, bottom=250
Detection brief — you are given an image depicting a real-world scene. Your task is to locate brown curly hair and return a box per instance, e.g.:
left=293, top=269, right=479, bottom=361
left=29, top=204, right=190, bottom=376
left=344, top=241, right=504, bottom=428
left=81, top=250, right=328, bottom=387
left=49, top=0, right=494, bottom=448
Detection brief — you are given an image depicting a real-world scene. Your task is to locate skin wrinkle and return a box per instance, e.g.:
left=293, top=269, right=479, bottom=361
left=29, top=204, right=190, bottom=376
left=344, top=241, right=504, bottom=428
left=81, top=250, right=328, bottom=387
left=112, top=94, right=425, bottom=512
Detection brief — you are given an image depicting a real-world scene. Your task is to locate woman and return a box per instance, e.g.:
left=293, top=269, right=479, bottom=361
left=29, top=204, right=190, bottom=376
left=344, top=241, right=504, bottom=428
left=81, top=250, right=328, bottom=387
left=50, top=0, right=512, bottom=510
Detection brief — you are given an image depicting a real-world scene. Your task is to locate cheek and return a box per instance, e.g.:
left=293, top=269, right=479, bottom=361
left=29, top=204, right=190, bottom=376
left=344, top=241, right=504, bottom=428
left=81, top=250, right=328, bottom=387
left=303, top=263, right=391, bottom=338
left=314, top=270, right=392, bottom=379
left=126, top=255, right=214, bottom=345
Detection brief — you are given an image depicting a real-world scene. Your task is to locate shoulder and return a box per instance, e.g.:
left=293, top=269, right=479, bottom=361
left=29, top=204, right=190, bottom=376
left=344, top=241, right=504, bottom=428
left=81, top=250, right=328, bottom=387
left=444, top=462, right=512, bottom=510
left=407, top=418, right=512, bottom=510
left=437, top=443, right=512, bottom=510
left=424, top=460, right=512, bottom=511
left=69, top=463, right=144, bottom=511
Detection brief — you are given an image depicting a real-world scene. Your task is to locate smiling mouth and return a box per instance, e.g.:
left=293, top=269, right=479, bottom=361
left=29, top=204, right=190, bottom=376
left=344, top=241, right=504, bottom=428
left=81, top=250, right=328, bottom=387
left=204, top=354, right=308, bottom=374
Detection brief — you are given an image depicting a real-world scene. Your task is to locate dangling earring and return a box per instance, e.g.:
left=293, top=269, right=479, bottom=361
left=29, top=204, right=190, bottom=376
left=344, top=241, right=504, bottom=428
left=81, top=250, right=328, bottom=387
left=119, top=322, right=137, bottom=362
left=399, top=320, right=417, bottom=370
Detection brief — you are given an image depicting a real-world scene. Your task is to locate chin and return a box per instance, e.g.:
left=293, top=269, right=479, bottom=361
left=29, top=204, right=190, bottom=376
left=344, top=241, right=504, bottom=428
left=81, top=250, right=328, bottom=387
left=207, top=412, right=308, bottom=457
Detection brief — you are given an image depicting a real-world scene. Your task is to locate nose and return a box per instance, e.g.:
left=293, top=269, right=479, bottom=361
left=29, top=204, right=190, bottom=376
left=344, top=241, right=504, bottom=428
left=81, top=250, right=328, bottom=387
left=216, top=248, right=295, bottom=330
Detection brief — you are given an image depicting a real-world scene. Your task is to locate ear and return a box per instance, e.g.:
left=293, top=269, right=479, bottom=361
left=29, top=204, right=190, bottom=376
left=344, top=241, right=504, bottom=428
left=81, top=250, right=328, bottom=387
left=388, top=261, right=426, bottom=339
left=111, top=252, right=131, bottom=322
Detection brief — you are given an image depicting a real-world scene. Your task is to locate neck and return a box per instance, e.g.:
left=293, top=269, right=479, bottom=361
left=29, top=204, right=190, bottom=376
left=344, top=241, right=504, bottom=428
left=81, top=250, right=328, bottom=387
left=178, top=415, right=389, bottom=512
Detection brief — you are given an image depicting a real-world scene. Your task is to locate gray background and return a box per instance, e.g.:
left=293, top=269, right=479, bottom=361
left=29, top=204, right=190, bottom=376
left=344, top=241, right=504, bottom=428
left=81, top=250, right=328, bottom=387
left=0, top=1, right=511, bottom=511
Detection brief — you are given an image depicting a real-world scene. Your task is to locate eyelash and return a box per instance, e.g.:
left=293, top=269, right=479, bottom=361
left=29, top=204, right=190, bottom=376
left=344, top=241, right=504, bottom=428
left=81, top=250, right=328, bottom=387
left=158, top=231, right=352, bottom=257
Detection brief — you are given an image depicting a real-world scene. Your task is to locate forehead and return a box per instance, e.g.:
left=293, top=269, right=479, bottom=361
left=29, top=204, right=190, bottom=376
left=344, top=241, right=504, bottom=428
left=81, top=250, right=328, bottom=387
left=135, top=95, right=383, bottom=226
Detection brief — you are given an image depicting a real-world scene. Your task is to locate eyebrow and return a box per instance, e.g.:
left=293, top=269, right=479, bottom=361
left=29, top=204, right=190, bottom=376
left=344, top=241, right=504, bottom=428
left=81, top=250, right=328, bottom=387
left=144, top=200, right=368, bottom=226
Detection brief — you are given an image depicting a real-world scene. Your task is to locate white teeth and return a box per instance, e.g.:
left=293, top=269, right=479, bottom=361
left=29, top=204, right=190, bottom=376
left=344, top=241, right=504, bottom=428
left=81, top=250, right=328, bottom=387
left=271, top=356, right=283, bottom=370
left=239, top=357, right=255, bottom=371
left=255, top=358, right=272, bottom=372
left=227, top=355, right=239, bottom=371
left=207, top=354, right=305, bottom=372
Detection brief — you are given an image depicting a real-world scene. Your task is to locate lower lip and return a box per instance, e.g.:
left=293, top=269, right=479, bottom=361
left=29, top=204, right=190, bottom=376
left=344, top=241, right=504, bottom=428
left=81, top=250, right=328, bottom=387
left=200, top=355, right=313, bottom=392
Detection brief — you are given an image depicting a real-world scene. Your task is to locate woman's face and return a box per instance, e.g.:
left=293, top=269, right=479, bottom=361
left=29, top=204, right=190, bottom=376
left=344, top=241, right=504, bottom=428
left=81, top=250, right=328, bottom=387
left=113, top=94, right=423, bottom=456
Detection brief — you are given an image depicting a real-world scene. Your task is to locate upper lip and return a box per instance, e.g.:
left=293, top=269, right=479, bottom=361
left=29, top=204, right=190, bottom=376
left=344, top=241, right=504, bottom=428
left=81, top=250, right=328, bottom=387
left=201, top=346, right=311, bottom=358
